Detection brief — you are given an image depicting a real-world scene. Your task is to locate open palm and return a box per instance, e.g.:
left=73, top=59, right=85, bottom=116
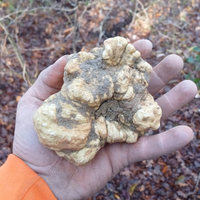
left=13, top=40, right=197, bottom=200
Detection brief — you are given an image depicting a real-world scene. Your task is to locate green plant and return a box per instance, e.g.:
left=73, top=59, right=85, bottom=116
left=187, top=47, right=200, bottom=70
left=185, top=73, right=200, bottom=89
left=185, top=46, right=200, bottom=89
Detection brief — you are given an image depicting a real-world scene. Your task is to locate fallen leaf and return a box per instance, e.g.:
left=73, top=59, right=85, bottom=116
left=0, top=2, right=9, bottom=8
left=16, top=96, right=21, bottom=102
left=139, top=185, right=145, bottom=192
left=114, top=194, right=120, bottom=199
left=120, top=168, right=132, bottom=178
left=177, top=190, right=187, bottom=198
left=64, top=27, right=74, bottom=35
left=129, top=183, right=138, bottom=196
left=162, top=165, right=168, bottom=174
left=177, top=183, right=188, bottom=187
left=175, top=175, right=185, bottom=185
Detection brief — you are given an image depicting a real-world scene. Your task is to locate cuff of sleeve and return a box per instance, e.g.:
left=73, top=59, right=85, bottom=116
left=0, top=154, right=57, bottom=200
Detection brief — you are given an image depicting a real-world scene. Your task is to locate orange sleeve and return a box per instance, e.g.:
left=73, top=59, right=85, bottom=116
left=0, top=154, right=57, bottom=200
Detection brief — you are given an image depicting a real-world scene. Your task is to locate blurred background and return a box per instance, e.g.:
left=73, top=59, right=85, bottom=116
left=0, top=0, right=199, bottom=199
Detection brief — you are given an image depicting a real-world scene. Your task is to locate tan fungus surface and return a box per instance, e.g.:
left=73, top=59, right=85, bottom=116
left=33, top=36, right=162, bottom=166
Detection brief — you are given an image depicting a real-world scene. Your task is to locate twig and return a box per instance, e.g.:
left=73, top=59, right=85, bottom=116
left=137, top=0, right=149, bottom=20
left=0, top=34, right=8, bottom=57
left=63, top=11, right=73, bottom=28
left=0, top=21, right=32, bottom=86
left=1, top=60, right=24, bottom=79
left=72, top=0, right=78, bottom=53
left=127, top=0, right=139, bottom=31
left=63, top=9, right=75, bottom=43
left=67, top=0, right=77, bottom=7
left=19, top=46, right=55, bottom=52
left=0, top=6, right=77, bottom=21
left=97, top=7, right=113, bottom=46
left=133, top=0, right=163, bottom=18
left=78, top=0, right=96, bottom=20
left=194, top=172, right=200, bottom=193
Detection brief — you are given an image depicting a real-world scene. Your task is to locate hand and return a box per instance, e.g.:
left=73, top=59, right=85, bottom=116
left=13, top=39, right=197, bottom=200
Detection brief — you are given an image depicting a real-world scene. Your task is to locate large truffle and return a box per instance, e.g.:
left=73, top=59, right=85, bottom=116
left=33, top=36, right=162, bottom=166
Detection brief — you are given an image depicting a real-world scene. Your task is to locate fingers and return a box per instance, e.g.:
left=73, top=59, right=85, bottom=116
left=157, top=80, right=197, bottom=121
left=148, top=54, right=184, bottom=96
left=133, top=39, right=153, bottom=59
left=128, top=125, right=194, bottom=162
left=133, top=41, right=184, bottom=98
left=103, top=125, right=193, bottom=175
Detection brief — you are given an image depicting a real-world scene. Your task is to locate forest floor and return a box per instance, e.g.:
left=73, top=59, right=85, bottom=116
left=0, top=0, right=200, bottom=199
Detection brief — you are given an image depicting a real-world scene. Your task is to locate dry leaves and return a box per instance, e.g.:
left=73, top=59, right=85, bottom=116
left=0, top=0, right=199, bottom=199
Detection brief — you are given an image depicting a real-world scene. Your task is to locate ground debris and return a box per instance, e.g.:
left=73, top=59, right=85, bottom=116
left=0, top=0, right=199, bottom=199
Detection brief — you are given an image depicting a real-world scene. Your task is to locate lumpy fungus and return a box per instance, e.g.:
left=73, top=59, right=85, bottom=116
left=33, top=36, right=162, bottom=166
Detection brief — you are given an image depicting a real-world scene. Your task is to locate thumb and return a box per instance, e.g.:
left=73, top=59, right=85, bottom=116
left=24, top=55, right=67, bottom=103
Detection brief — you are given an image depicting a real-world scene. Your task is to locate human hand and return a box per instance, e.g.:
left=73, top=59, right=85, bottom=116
left=13, top=39, right=197, bottom=200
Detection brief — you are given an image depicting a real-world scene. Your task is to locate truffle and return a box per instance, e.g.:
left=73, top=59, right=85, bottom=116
left=33, top=36, right=162, bottom=166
